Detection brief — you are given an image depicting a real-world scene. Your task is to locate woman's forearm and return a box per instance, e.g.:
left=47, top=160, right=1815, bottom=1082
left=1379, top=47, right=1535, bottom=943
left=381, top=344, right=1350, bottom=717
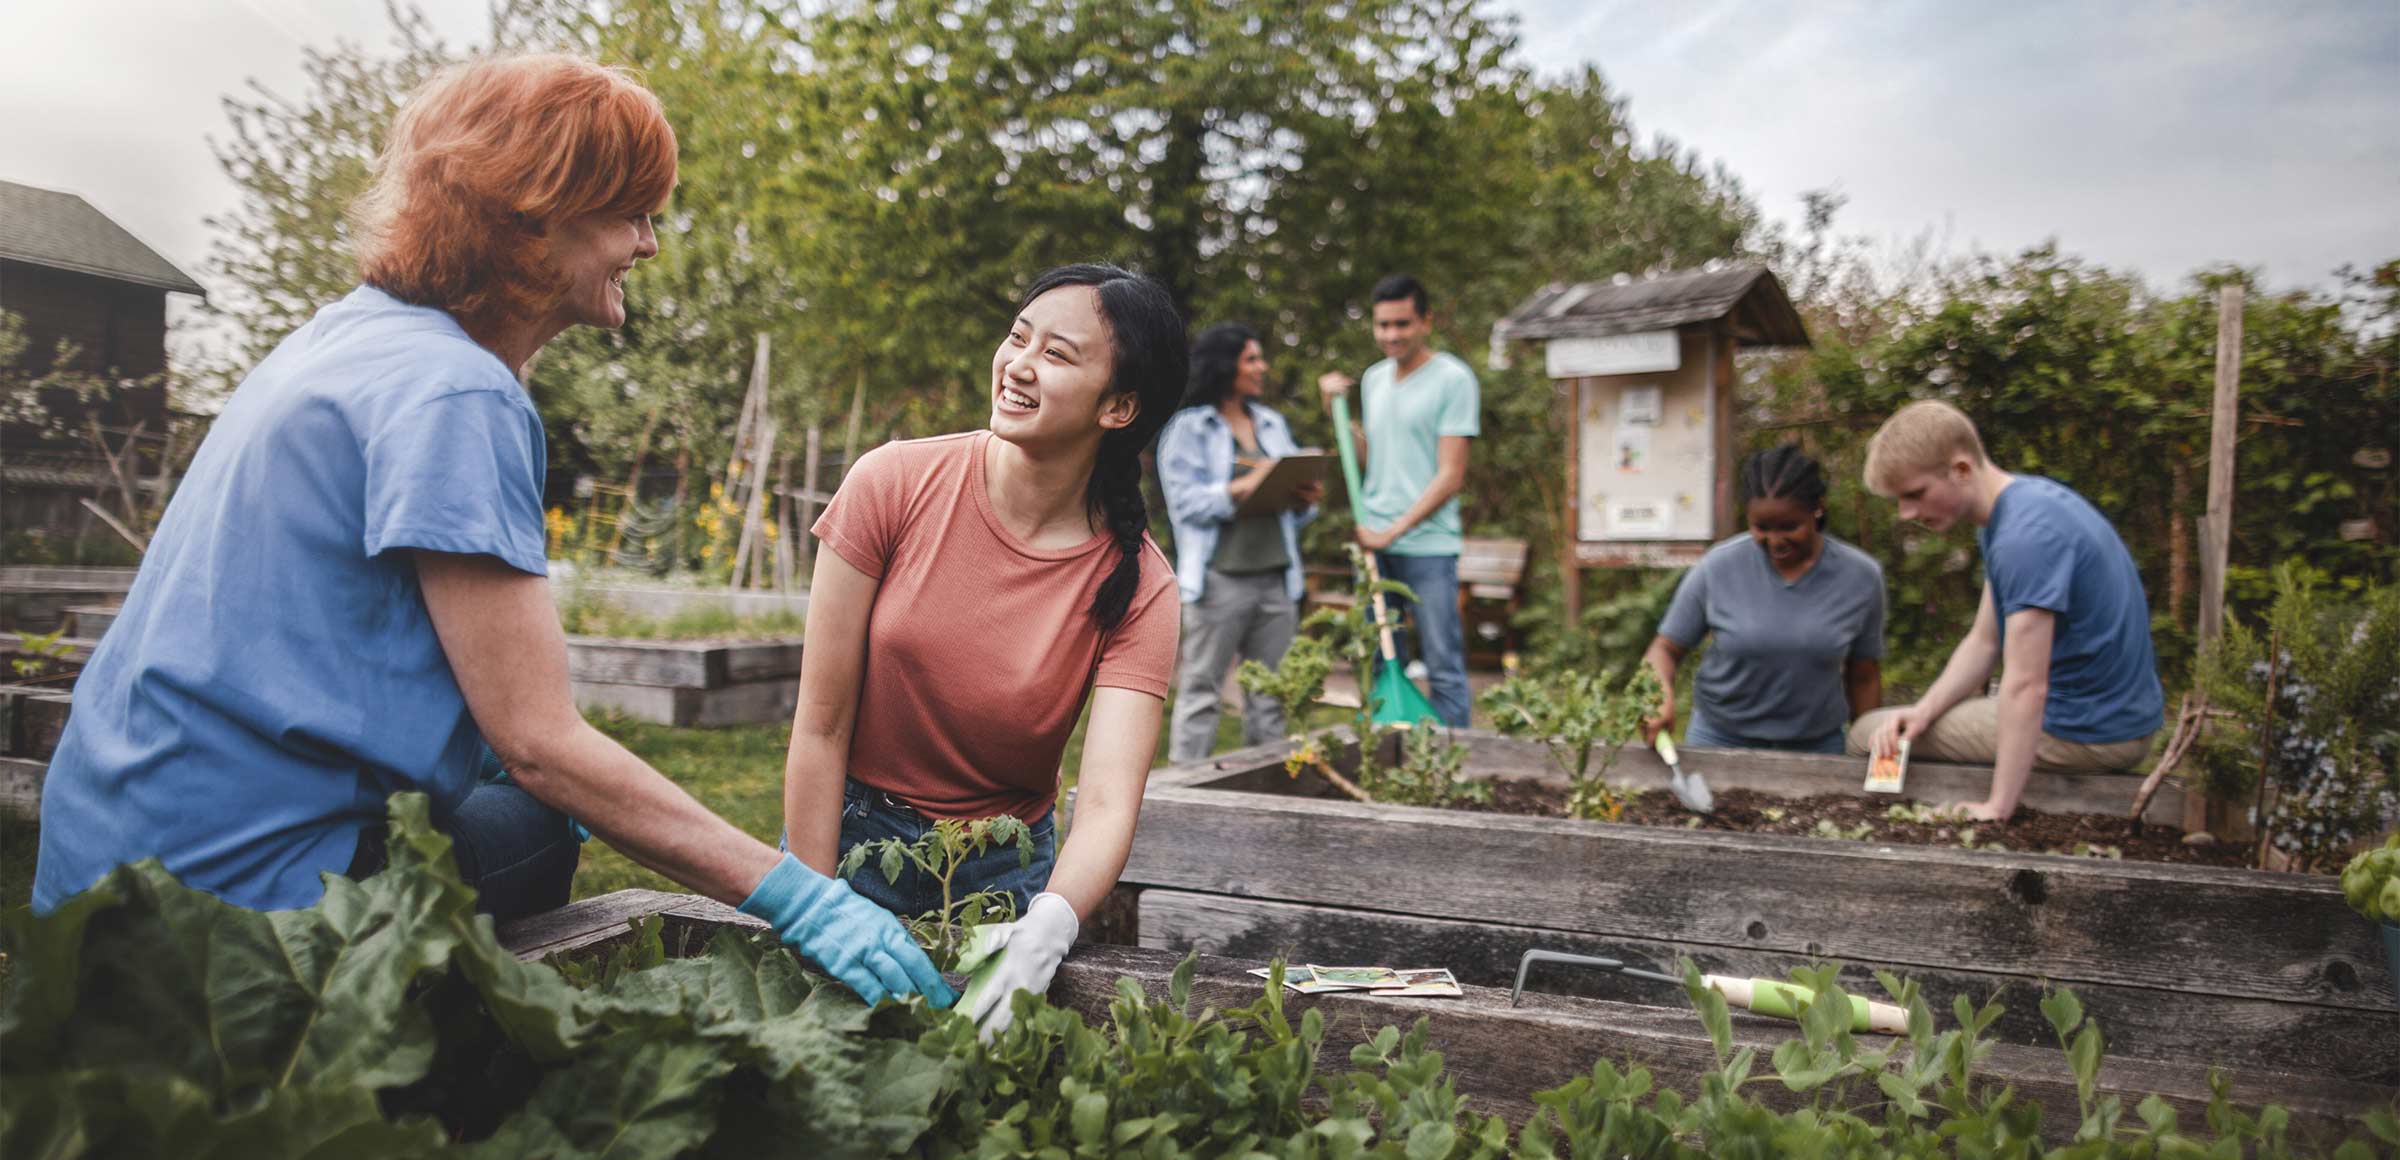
left=783, top=731, right=850, bottom=875
left=1042, top=793, right=1137, bottom=920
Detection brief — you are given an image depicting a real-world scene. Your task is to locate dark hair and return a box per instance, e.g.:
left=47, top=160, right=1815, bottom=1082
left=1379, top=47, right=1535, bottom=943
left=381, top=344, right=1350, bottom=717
left=1741, top=444, right=1829, bottom=529
left=1370, top=273, right=1429, bottom=318
left=1181, top=322, right=1260, bottom=410
left=1018, top=263, right=1188, bottom=631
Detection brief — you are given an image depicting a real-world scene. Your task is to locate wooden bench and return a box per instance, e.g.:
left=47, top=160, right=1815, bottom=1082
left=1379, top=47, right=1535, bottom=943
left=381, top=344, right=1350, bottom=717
left=1303, top=536, right=1531, bottom=669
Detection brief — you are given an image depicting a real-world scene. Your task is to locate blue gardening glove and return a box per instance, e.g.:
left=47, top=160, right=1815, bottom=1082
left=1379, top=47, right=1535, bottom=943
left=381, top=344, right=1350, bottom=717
left=739, top=854, right=956, bottom=1008
left=958, top=892, right=1079, bottom=1039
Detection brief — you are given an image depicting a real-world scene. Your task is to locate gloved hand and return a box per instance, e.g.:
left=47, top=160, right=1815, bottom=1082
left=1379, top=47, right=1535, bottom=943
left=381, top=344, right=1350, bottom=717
left=959, top=892, right=1079, bottom=1038
left=738, top=853, right=955, bottom=1008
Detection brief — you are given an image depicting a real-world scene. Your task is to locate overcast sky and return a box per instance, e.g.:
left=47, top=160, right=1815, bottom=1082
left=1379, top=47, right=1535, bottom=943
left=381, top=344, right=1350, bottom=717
left=3, top=0, right=2394, bottom=359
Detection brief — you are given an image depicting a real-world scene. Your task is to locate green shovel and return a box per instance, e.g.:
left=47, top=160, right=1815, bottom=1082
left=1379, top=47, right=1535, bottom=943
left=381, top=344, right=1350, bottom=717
left=1332, top=394, right=1442, bottom=729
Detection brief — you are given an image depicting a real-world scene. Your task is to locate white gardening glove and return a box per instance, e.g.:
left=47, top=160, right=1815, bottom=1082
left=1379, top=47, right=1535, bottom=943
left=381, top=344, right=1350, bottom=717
left=958, top=892, right=1079, bottom=1039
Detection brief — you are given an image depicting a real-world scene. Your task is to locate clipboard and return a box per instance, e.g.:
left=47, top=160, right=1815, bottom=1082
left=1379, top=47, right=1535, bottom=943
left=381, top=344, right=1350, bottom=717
left=1232, top=451, right=1330, bottom=517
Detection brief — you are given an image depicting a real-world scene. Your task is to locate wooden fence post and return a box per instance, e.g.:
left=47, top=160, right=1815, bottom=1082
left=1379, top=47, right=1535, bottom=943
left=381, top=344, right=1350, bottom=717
left=2186, top=284, right=2243, bottom=836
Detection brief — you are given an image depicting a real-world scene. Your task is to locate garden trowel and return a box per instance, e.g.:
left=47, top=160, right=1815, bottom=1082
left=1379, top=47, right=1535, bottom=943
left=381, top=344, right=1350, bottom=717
left=1653, top=733, right=1714, bottom=814
left=1509, top=949, right=1908, bottom=1035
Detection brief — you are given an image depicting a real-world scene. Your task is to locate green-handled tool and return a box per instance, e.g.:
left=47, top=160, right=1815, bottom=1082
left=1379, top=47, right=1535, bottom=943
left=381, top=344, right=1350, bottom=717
left=1510, top=949, right=1908, bottom=1035
left=1331, top=393, right=1441, bottom=730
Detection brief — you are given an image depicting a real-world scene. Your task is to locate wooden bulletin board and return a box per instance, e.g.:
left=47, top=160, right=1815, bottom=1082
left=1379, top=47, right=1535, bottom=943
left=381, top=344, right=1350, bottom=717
left=1560, top=328, right=1736, bottom=568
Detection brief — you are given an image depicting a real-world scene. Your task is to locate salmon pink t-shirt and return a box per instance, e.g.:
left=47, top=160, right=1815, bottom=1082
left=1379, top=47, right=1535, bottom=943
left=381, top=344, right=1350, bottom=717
left=812, top=430, right=1178, bottom=821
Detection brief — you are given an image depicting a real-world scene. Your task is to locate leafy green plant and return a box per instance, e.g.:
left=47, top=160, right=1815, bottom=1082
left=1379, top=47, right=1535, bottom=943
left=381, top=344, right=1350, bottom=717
left=1810, top=818, right=1875, bottom=842
left=1886, top=801, right=1966, bottom=826
left=2343, top=833, right=2400, bottom=923
left=1238, top=547, right=1481, bottom=807
left=1375, top=719, right=1493, bottom=808
left=9, top=628, right=72, bottom=680
left=1480, top=665, right=1661, bottom=820
left=6, top=791, right=2394, bottom=1158
left=837, top=814, right=1032, bottom=969
left=2195, top=565, right=2399, bottom=869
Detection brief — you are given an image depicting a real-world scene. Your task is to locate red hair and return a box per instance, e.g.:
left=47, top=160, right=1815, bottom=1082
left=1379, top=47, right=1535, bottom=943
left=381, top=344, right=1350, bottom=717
left=352, top=54, right=677, bottom=330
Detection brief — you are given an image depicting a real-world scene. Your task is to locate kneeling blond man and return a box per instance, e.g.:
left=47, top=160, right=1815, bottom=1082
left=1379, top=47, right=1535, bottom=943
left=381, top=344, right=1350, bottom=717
left=1848, top=401, right=2163, bottom=821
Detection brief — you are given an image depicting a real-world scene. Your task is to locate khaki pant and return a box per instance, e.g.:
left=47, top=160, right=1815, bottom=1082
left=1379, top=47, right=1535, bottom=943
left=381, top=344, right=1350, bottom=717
left=1845, top=698, right=2154, bottom=772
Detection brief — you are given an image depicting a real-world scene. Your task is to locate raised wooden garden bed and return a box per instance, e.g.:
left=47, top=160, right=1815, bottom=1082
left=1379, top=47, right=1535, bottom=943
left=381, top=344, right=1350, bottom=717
left=0, top=566, right=138, bottom=633
left=565, top=634, right=803, bottom=727
left=65, top=603, right=119, bottom=640
left=1098, top=731, right=2398, bottom=1092
left=0, top=677, right=73, bottom=821
left=497, top=888, right=2391, bottom=1142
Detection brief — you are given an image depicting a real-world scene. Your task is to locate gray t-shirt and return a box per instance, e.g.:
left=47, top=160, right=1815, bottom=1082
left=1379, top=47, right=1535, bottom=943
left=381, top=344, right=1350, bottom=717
left=1656, top=534, right=1885, bottom=742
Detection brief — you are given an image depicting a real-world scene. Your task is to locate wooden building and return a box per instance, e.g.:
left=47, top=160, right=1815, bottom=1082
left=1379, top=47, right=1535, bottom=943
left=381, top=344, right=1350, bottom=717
left=2, top=179, right=207, bottom=548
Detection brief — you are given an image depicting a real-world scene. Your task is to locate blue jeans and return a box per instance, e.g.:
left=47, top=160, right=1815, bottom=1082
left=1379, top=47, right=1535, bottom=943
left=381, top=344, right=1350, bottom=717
left=1683, top=712, right=1847, bottom=754
left=836, top=780, right=1057, bottom=920
left=350, top=783, right=580, bottom=921
left=1374, top=551, right=1471, bottom=728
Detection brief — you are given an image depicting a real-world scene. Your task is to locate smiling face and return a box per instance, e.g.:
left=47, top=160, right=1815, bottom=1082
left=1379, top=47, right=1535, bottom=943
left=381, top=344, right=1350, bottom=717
left=990, top=284, right=1132, bottom=449
left=1234, top=339, right=1269, bottom=399
left=1884, top=458, right=1979, bottom=533
left=546, top=209, right=659, bottom=330
left=1746, top=494, right=1822, bottom=569
left=1371, top=298, right=1430, bottom=365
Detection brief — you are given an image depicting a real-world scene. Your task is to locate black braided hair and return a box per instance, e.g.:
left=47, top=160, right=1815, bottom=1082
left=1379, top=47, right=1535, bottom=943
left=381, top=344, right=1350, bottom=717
left=1741, top=443, right=1829, bottom=529
left=1017, top=263, right=1188, bottom=632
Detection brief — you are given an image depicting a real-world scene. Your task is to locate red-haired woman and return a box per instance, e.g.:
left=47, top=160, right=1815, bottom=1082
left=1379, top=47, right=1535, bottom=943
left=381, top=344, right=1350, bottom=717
left=33, top=54, right=949, bottom=1008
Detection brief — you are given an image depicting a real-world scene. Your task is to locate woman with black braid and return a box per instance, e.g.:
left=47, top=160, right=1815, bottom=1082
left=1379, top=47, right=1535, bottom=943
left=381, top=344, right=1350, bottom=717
left=780, top=264, right=1185, bottom=1034
left=1640, top=445, right=1886, bottom=754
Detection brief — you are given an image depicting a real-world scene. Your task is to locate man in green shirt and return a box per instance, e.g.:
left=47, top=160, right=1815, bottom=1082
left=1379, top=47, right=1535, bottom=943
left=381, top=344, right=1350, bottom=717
left=1317, top=274, right=1481, bottom=727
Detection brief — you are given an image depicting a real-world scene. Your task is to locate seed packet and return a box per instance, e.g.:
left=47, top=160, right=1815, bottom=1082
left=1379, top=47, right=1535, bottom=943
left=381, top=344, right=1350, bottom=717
left=1864, top=738, right=1910, bottom=794
left=1307, top=964, right=1407, bottom=989
left=1374, top=968, right=1461, bottom=997
left=1247, top=965, right=1460, bottom=996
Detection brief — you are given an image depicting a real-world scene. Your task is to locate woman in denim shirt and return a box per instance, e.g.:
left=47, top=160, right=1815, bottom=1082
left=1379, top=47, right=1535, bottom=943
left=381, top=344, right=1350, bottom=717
left=1155, top=324, right=1322, bottom=760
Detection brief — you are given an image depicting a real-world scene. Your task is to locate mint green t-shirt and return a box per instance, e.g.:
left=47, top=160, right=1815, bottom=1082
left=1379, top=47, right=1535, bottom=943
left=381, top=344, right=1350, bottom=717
left=1359, top=350, right=1480, bottom=556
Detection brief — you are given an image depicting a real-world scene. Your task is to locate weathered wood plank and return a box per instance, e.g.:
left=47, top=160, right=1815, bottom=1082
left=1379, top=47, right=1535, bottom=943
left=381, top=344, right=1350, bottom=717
left=719, top=639, right=804, bottom=682
left=688, top=677, right=800, bottom=727
left=0, top=566, right=140, bottom=591
left=562, top=637, right=805, bottom=688
left=563, top=638, right=723, bottom=688
left=1150, top=729, right=2183, bottom=823
left=66, top=604, right=119, bottom=640
left=1136, top=889, right=2400, bottom=1087
left=1430, top=730, right=2182, bottom=822
left=1050, top=944, right=2389, bottom=1144
left=0, top=757, right=44, bottom=821
left=1117, top=785, right=2388, bottom=1012
left=1, top=688, right=73, bottom=761
left=496, top=888, right=692, bottom=960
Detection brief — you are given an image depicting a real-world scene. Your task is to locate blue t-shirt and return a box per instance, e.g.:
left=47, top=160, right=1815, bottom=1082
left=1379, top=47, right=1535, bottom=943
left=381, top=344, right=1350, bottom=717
left=33, top=286, right=549, bottom=913
left=1980, top=476, right=2163, bottom=744
left=1657, top=534, right=1885, bottom=742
